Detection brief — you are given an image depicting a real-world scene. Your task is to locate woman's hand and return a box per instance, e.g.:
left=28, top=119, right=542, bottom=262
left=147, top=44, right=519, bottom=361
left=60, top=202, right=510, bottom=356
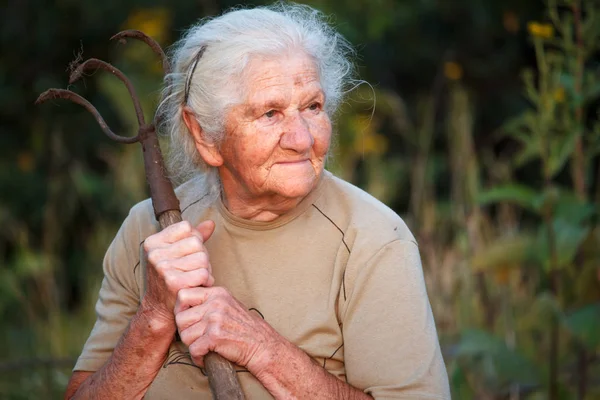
left=141, top=220, right=216, bottom=327
left=174, top=286, right=287, bottom=376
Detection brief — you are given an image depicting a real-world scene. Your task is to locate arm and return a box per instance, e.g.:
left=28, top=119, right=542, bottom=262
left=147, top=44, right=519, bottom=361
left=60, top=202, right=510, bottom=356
left=66, top=220, right=217, bottom=399
left=65, top=304, right=175, bottom=399
left=341, top=240, right=450, bottom=398
left=251, top=332, right=372, bottom=399
left=174, top=239, right=449, bottom=399
left=174, top=287, right=372, bottom=400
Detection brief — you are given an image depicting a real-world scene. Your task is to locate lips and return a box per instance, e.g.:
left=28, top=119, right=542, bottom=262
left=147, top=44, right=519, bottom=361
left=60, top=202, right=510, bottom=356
left=276, top=159, right=309, bottom=165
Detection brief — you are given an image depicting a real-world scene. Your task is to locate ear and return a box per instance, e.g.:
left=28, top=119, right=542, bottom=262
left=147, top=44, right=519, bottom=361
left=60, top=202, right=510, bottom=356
left=182, top=107, right=224, bottom=167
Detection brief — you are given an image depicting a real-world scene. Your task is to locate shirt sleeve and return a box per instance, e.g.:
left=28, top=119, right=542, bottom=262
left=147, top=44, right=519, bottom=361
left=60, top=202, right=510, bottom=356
left=341, top=239, right=450, bottom=399
left=73, top=208, right=145, bottom=372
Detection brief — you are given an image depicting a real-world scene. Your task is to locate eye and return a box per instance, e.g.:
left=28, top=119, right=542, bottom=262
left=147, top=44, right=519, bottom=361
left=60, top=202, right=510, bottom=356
left=264, top=110, right=276, bottom=118
left=308, top=102, right=321, bottom=112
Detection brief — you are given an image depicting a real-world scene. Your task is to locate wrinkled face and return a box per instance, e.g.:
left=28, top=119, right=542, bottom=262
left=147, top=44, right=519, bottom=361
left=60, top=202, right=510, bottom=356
left=216, top=53, right=332, bottom=203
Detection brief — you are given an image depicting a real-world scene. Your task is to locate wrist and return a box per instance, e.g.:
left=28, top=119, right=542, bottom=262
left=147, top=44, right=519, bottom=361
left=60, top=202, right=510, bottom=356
left=249, top=338, right=306, bottom=381
left=137, top=299, right=177, bottom=336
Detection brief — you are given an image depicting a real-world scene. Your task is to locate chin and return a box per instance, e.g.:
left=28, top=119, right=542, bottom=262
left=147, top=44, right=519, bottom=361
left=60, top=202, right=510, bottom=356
left=273, top=173, right=319, bottom=199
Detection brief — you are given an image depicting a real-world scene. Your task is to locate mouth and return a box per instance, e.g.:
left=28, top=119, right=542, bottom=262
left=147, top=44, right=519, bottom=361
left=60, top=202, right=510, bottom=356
left=276, top=159, right=309, bottom=165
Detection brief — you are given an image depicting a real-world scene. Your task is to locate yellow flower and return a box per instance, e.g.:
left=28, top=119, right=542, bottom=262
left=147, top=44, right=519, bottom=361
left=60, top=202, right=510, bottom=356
left=493, top=265, right=516, bottom=285
left=503, top=11, right=520, bottom=34
left=553, top=87, right=566, bottom=103
left=444, top=61, right=463, bottom=81
left=351, top=115, right=387, bottom=155
left=527, top=22, right=554, bottom=39
left=123, top=8, right=170, bottom=43
left=17, top=152, right=34, bottom=172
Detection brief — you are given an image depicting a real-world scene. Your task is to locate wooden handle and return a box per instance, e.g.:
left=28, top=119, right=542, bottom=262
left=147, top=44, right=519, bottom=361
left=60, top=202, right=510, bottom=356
left=150, top=157, right=245, bottom=398
left=36, top=41, right=244, bottom=399
left=205, top=353, right=246, bottom=400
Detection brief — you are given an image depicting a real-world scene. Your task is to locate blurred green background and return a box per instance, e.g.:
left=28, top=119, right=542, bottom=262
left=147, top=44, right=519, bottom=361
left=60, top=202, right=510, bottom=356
left=1, top=0, right=599, bottom=398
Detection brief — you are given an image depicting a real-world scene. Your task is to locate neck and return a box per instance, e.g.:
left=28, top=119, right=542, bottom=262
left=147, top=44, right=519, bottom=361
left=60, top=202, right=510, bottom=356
left=221, top=189, right=307, bottom=222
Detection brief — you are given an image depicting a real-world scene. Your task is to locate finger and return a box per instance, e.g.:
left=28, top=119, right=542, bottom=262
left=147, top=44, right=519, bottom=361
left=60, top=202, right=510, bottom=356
left=187, top=316, right=227, bottom=368
left=195, top=220, right=216, bottom=243
left=175, top=303, right=210, bottom=333
left=147, top=236, right=207, bottom=268
left=179, top=319, right=208, bottom=350
left=188, top=339, right=210, bottom=368
left=144, top=220, right=195, bottom=251
left=167, top=252, right=211, bottom=272
left=174, top=286, right=210, bottom=314
left=165, top=269, right=213, bottom=294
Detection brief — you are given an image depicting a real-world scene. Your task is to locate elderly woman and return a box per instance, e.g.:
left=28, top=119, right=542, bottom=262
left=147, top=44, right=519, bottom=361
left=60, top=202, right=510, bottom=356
left=65, top=4, right=450, bottom=399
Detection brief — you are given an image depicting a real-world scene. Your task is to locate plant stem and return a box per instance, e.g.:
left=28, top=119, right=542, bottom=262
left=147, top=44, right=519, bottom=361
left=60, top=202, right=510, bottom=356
left=543, top=178, right=560, bottom=400
left=571, top=3, right=589, bottom=397
left=545, top=201, right=560, bottom=400
left=577, top=346, right=587, bottom=399
left=571, top=0, right=586, bottom=200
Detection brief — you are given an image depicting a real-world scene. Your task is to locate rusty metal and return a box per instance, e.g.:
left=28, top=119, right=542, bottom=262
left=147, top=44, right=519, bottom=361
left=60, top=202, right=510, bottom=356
left=35, top=89, right=139, bottom=144
left=111, top=29, right=171, bottom=75
left=36, top=31, right=244, bottom=400
left=69, top=58, right=146, bottom=126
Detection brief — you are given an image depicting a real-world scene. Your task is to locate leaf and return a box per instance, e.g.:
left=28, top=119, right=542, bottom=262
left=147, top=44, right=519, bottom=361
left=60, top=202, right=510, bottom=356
left=534, top=220, right=590, bottom=271
left=471, top=234, right=536, bottom=272
left=562, top=303, right=600, bottom=350
left=574, top=260, right=600, bottom=304
left=477, top=184, right=541, bottom=212
left=548, top=130, right=579, bottom=178
left=449, top=360, right=475, bottom=400
left=455, top=329, right=540, bottom=386
left=531, top=190, right=595, bottom=270
left=513, top=135, right=542, bottom=168
left=583, top=81, right=600, bottom=104
left=552, top=191, right=596, bottom=224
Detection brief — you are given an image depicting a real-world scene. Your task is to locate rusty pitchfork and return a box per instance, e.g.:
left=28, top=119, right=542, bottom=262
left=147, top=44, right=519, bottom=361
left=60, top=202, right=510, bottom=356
left=36, top=30, right=245, bottom=400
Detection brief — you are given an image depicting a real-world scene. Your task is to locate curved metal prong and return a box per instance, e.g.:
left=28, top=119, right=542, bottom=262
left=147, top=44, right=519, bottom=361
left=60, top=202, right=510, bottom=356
left=111, top=29, right=171, bottom=75
left=69, top=59, right=146, bottom=127
left=36, top=89, right=139, bottom=144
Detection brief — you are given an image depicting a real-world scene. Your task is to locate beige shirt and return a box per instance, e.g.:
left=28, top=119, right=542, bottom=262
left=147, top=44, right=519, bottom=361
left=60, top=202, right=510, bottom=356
left=74, top=171, right=450, bottom=399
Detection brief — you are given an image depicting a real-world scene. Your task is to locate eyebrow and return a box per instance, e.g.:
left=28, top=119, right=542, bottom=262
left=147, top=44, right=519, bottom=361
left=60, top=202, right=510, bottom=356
left=243, top=99, right=286, bottom=117
left=243, top=86, right=325, bottom=116
left=303, top=89, right=325, bottom=102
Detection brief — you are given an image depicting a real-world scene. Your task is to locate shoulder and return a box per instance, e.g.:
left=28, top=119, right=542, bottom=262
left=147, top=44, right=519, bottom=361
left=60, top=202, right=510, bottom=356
left=314, top=171, right=416, bottom=251
left=125, top=175, right=211, bottom=235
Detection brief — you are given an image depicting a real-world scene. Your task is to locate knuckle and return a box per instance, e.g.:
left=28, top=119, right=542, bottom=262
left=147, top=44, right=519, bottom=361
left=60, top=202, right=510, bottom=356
left=176, top=288, right=190, bottom=305
left=198, top=267, right=208, bottom=277
left=208, top=324, right=223, bottom=340
left=196, top=252, right=208, bottom=267
left=207, top=311, right=223, bottom=325
left=191, top=236, right=204, bottom=250
left=213, top=286, right=229, bottom=298
left=175, top=313, right=184, bottom=328
left=142, top=239, right=152, bottom=253
left=179, top=329, right=191, bottom=345
left=188, top=341, right=202, bottom=357
left=147, top=250, right=160, bottom=267
left=155, top=259, right=170, bottom=273
left=164, top=274, right=179, bottom=289
left=180, top=221, right=192, bottom=233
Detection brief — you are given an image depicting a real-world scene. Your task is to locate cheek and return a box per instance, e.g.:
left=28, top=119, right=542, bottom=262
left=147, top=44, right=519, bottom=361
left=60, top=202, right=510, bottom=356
left=233, top=128, right=280, bottom=167
left=312, top=117, right=332, bottom=156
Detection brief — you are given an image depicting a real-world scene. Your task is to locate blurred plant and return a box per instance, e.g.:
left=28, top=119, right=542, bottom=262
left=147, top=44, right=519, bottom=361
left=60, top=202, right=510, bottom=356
left=469, top=0, right=600, bottom=398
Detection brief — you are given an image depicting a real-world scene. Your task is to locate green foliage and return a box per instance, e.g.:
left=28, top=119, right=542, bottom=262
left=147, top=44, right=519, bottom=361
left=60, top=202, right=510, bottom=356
left=563, top=303, right=600, bottom=351
left=477, top=183, right=541, bottom=211
left=455, top=329, right=540, bottom=387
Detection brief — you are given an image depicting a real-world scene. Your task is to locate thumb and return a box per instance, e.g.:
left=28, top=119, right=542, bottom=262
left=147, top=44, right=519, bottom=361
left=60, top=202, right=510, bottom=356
left=196, top=220, right=216, bottom=242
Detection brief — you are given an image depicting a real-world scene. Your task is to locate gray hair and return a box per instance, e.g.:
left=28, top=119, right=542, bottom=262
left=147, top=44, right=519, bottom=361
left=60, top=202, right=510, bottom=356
left=157, top=3, right=356, bottom=198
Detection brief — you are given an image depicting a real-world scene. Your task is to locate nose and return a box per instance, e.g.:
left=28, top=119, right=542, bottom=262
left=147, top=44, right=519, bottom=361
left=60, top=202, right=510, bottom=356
left=280, top=113, right=314, bottom=153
